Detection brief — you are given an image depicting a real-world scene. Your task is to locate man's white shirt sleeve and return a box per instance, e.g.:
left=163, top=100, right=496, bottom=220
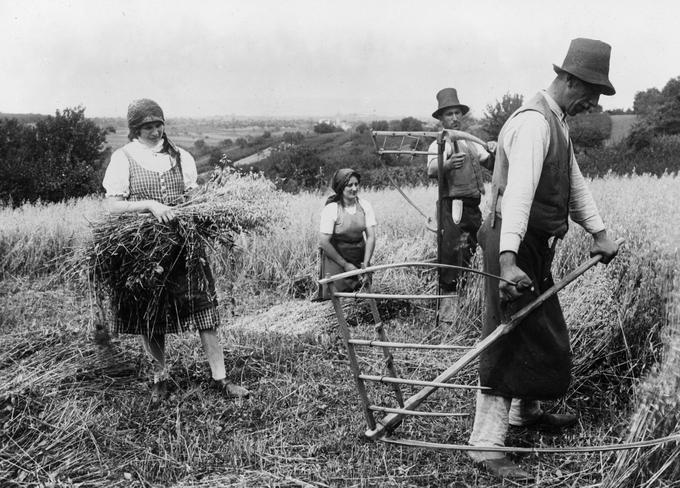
left=499, top=112, right=549, bottom=253
left=499, top=112, right=605, bottom=253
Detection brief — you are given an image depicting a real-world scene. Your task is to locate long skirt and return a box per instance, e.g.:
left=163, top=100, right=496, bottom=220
left=477, top=216, right=572, bottom=400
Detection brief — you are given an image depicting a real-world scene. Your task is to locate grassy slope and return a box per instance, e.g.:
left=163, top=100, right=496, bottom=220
left=1, top=176, right=679, bottom=487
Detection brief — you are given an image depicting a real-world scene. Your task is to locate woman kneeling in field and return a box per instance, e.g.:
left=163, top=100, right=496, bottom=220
left=102, top=98, right=249, bottom=403
left=317, top=168, right=377, bottom=300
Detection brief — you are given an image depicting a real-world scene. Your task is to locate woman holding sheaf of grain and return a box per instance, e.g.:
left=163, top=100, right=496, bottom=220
left=317, top=168, right=377, bottom=300
left=102, top=98, right=249, bottom=403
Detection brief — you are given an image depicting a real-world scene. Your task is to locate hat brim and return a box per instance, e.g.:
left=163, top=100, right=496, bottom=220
left=432, top=104, right=470, bottom=119
left=553, top=65, right=616, bottom=96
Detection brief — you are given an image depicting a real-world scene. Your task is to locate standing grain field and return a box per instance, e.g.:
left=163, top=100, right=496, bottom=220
left=0, top=174, right=679, bottom=487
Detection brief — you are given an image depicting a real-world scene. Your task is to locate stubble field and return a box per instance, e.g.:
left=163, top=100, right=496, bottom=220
left=1, top=174, right=679, bottom=487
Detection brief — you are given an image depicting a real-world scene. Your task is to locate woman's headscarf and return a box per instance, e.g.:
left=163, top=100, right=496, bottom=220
left=126, top=98, right=181, bottom=162
left=325, top=168, right=360, bottom=205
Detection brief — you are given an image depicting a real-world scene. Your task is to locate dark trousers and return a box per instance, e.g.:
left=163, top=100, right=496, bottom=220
left=439, top=197, right=482, bottom=291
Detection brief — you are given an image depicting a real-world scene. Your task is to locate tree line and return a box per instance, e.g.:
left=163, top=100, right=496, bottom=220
left=2, top=76, right=680, bottom=204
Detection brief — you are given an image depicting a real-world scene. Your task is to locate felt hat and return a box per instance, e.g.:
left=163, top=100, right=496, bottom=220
left=127, top=98, right=165, bottom=129
left=553, top=38, right=615, bottom=96
left=432, top=88, right=470, bottom=119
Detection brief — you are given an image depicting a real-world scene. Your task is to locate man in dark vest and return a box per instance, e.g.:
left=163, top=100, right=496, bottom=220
left=427, top=88, right=495, bottom=323
left=467, top=38, right=619, bottom=481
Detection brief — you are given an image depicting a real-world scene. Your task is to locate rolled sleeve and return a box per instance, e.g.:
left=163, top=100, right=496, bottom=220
left=568, top=157, right=605, bottom=233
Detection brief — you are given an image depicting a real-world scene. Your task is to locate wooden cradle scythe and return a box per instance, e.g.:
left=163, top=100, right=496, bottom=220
left=315, top=238, right=680, bottom=454
left=370, top=129, right=491, bottom=325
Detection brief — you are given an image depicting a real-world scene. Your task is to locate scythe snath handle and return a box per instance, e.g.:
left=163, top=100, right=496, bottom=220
left=364, top=237, right=625, bottom=440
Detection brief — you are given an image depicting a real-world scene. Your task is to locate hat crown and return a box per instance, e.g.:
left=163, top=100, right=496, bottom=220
left=432, top=88, right=470, bottom=118
left=562, top=38, right=611, bottom=74
left=436, top=88, right=461, bottom=108
left=554, top=38, right=615, bottom=95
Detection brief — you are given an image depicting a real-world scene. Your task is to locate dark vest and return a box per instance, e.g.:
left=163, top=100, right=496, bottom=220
left=446, top=141, right=486, bottom=199
left=490, top=93, right=571, bottom=238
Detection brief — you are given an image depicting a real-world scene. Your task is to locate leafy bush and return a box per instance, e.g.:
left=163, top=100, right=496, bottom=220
left=282, top=131, right=305, bottom=144
left=261, top=145, right=327, bottom=192
left=569, top=112, right=612, bottom=150
left=0, top=106, right=108, bottom=204
left=626, top=75, right=680, bottom=149
left=370, top=120, right=389, bottom=131
left=313, top=122, right=342, bottom=134
left=480, top=92, right=524, bottom=140
left=578, top=135, right=680, bottom=177
left=398, top=117, right=424, bottom=132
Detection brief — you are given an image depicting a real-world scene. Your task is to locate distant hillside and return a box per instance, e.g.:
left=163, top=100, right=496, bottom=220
left=0, top=112, right=48, bottom=123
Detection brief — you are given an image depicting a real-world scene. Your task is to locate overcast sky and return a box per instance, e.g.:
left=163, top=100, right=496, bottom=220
left=2, top=0, right=679, bottom=120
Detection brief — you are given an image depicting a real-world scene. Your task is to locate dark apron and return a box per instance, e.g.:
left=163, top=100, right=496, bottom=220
left=477, top=216, right=572, bottom=400
left=317, top=202, right=367, bottom=301
left=318, top=239, right=365, bottom=300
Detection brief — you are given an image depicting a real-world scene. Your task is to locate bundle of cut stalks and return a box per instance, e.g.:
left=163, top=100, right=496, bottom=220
left=72, top=167, right=286, bottom=327
left=602, top=277, right=680, bottom=487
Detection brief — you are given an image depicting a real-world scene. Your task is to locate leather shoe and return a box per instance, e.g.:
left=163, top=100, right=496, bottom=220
left=479, top=457, right=534, bottom=481
left=213, top=379, right=250, bottom=399
left=515, top=412, right=578, bottom=431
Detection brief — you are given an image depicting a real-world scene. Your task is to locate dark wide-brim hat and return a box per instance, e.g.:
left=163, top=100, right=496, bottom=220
left=127, top=98, right=165, bottom=129
left=553, top=38, right=615, bottom=96
left=432, top=88, right=470, bottom=119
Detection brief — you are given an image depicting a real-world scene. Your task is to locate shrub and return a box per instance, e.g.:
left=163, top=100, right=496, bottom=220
left=399, top=117, right=424, bottom=132
left=262, top=145, right=326, bottom=192
left=370, top=120, right=389, bottom=131
left=626, top=75, right=680, bottom=149
left=578, top=135, right=680, bottom=177
left=480, top=92, right=524, bottom=140
left=313, top=122, right=342, bottom=134
left=569, top=112, right=612, bottom=150
left=282, top=131, right=305, bottom=144
left=0, top=106, right=108, bottom=204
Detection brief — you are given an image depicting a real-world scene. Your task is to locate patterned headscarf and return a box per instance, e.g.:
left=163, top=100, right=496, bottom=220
left=126, top=98, right=180, bottom=162
left=326, top=168, right=361, bottom=205
left=127, top=98, right=165, bottom=130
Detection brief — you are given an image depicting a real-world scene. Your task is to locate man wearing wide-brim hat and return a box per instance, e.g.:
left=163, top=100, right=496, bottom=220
left=427, top=88, right=495, bottom=323
left=467, top=38, right=619, bottom=481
